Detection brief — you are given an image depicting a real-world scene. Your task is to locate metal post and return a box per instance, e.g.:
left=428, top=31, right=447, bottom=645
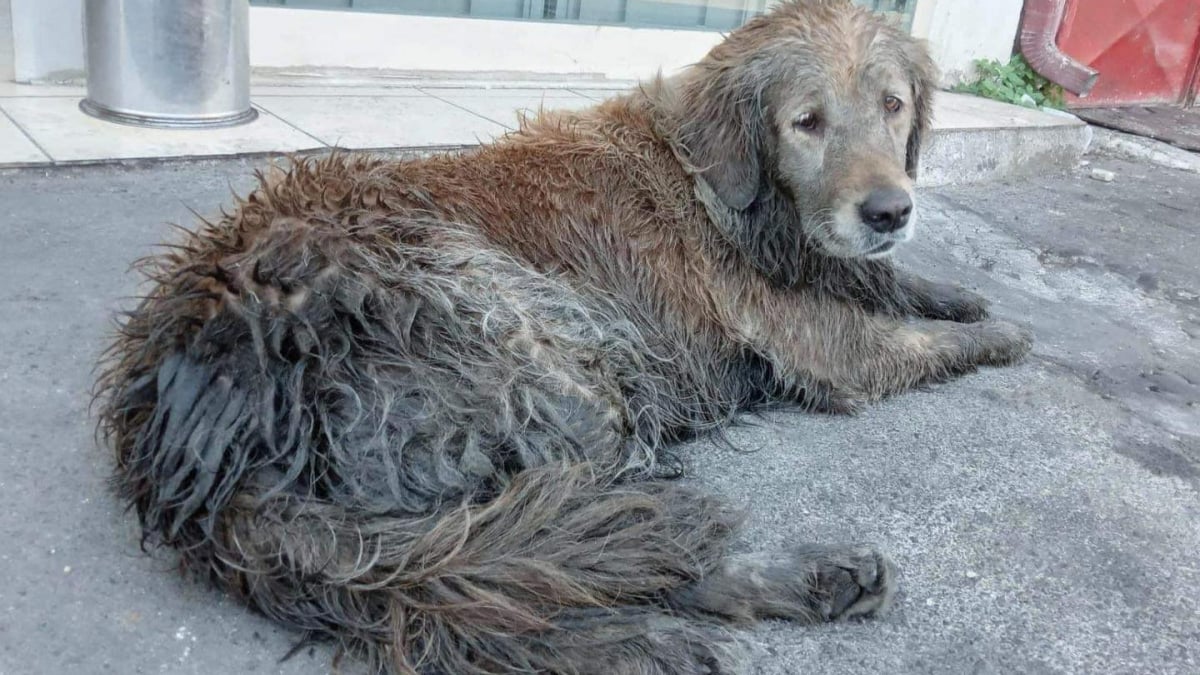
left=80, top=0, right=257, bottom=128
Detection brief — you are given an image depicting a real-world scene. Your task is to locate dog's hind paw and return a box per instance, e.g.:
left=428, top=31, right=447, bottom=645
left=667, top=544, right=900, bottom=625
left=797, top=544, right=900, bottom=621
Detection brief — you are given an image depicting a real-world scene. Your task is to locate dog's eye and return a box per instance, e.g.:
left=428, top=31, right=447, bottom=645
left=793, top=112, right=822, bottom=132
left=884, top=96, right=904, bottom=114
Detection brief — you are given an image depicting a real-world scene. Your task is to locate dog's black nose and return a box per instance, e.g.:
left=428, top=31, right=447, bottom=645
left=859, top=188, right=913, bottom=233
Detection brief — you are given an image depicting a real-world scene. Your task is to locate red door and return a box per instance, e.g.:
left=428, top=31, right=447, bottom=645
left=1057, top=0, right=1200, bottom=106
left=1189, top=39, right=1200, bottom=105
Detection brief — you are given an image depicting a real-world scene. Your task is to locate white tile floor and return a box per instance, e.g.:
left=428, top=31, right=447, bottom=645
left=0, top=83, right=1083, bottom=167
left=420, top=88, right=598, bottom=129
left=253, top=94, right=509, bottom=149
left=1, top=98, right=323, bottom=162
left=0, top=111, right=47, bottom=163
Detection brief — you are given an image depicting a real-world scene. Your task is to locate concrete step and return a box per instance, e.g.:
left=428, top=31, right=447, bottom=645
left=920, top=92, right=1092, bottom=187
left=0, top=81, right=1090, bottom=186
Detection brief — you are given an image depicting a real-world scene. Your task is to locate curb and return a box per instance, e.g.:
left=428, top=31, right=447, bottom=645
left=1086, top=127, right=1200, bottom=175
left=918, top=102, right=1094, bottom=187
left=0, top=124, right=1097, bottom=188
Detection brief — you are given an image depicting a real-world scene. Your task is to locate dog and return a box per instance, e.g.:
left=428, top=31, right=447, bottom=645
left=95, top=1, right=1032, bottom=672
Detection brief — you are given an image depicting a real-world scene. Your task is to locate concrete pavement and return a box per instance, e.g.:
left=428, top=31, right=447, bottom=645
left=0, top=151, right=1196, bottom=674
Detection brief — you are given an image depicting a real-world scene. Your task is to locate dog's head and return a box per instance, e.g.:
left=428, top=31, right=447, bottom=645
left=670, top=0, right=937, bottom=266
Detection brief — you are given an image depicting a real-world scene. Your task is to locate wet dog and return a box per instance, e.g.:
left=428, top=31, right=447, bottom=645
left=96, top=2, right=1031, bottom=672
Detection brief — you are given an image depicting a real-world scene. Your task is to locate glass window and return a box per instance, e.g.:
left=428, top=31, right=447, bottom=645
left=251, top=0, right=917, bottom=32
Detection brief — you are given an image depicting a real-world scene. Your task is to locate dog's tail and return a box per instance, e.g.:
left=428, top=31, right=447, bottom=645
left=211, top=463, right=742, bottom=673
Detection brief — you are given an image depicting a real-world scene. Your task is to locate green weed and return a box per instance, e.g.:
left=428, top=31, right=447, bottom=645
left=952, top=54, right=1066, bottom=109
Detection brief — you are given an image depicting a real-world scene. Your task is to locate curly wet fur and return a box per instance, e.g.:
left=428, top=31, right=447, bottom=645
left=95, top=2, right=1030, bottom=673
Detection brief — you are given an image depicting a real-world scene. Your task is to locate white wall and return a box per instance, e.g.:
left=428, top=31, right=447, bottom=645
left=910, top=0, right=1025, bottom=85
left=250, top=7, right=723, bottom=82
left=7, top=0, right=1023, bottom=86
left=250, top=1, right=1026, bottom=84
left=7, top=3, right=720, bottom=84
left=11, top=0, right=83, bottom=82
left=0, top=0, right=14, bottom=81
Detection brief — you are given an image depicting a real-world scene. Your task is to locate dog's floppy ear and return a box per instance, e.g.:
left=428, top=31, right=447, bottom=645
left=673, top=64, right=768, bottom=211
left=905, top=44, right=938, bottom=180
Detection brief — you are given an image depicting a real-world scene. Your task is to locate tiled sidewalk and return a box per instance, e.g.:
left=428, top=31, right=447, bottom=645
left=0, top=81, right=614, bottom=165
left=0, top=80, right=1084, bottom=169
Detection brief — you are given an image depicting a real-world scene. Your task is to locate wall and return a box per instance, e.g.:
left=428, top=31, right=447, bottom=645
left=249, top=7, right=724, bottom=81
left=11, top=0, right=84, bottom=82
left=8, top=0, right=1024, bottom=86
left=911, top=0, right=1025, bottom=85
left=0, top=0, right=12, bottom=82
left=0, top=0, right=13, bottom=81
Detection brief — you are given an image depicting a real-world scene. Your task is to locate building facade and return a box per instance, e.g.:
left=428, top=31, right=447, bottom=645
left=249, top=0, right=917, bottom=32
left=0, top=0, right=1023, bottom=87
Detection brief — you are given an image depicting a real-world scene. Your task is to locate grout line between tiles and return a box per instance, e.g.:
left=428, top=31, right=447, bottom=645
left=250, top=91, right=428, bottom=98
left=567, top=88, right=603, bottom=101
left=417, top=88, right=519, bottom=130
left=249, top=101, right=333, bottom=149
left=0, top=101, right=56, bottom=162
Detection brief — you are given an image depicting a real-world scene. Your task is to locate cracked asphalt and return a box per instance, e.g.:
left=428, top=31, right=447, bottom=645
left=0, top=151, right=1196, bottom=674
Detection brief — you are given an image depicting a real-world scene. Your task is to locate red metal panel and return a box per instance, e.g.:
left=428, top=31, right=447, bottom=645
left=1188, top=29, right=1200, bottom=106
left=1057, top=0, right=1200, bottom=106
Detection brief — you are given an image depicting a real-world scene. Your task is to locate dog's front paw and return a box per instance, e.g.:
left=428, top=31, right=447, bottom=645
left=968, top=319, right=1033, bottom=366
left=922, top=283, right=991, bottom=323
left=939, top=289, right=990, bottom=323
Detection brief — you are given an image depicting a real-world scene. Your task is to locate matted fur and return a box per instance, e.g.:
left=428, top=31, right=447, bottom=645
left=95, top=2, right=1031, bottom=673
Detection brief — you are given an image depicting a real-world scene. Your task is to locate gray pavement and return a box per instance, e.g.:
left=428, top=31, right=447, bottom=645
left=0, top=152, right=1197, bottom=674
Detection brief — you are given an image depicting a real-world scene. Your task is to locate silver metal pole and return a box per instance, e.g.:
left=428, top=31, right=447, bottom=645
left=80, top=0, right=257, bottom=128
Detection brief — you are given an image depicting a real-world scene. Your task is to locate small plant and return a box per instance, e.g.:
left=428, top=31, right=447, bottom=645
left=953, top=54, right=1066, bottom=109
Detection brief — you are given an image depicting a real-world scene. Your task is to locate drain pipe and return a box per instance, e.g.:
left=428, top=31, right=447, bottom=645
left=1019, top=0, right=1099, bottom=97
